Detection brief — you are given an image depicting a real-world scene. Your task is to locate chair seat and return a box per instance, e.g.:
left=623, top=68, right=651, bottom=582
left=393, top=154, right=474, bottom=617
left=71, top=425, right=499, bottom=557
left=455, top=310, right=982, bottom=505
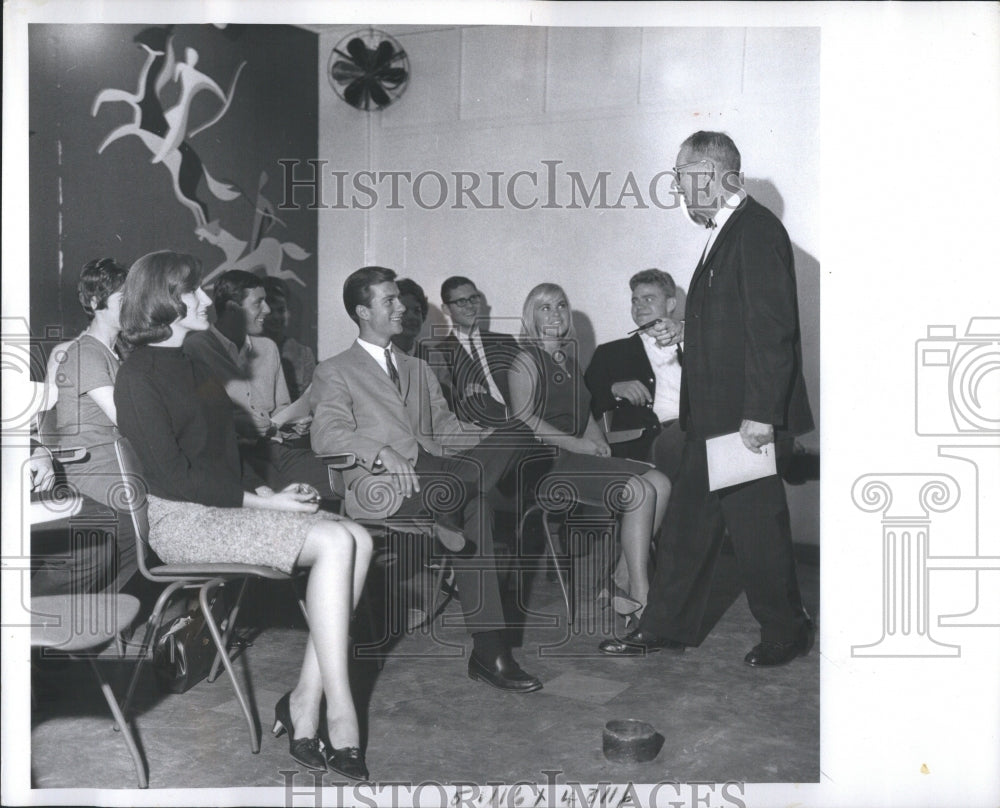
left=31, top=594, right=141, bottom=652
left=147, top=562, right=294, bottom=580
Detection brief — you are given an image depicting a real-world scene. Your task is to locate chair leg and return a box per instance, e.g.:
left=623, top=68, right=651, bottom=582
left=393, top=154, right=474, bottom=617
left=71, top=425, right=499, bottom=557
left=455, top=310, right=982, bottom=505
left=207, top=578, right=249, bottom=684
left=119, top=579, right=189, bottom=724
left=541, top=516, right=573, bottom=624
left=199, top=579, right=260, bottom=754
left=290, top=575, right=310, bottom=625
left=90, top=657, right=148, bottom=788
left=430, top=559, right=451, bottom=618
left=357, top=580, right=384, bottom=671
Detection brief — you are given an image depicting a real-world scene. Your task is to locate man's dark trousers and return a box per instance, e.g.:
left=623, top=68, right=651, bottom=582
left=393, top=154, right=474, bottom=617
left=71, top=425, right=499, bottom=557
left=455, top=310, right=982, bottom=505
left=639, top=434, right=806, bottom=646
left=392, top=430, right=529, bottom=632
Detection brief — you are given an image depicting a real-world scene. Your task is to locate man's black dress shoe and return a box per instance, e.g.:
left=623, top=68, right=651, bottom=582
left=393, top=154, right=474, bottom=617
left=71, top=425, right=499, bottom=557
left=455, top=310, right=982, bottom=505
left=744, top=621, right=815, bottom=667
left=599, top=629, right=686, bottom=657
left=468, top=649, right=543, bottom=693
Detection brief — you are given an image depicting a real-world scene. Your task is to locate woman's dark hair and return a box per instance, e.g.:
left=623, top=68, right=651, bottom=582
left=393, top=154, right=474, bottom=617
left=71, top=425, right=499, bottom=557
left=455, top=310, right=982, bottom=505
left=263, top=276, right=291, bottom=302
left=78, top=258, right=128, bottom=318
left=120, top=251, right=203, bottom=346
left=396, top=278, right=429, bottom=319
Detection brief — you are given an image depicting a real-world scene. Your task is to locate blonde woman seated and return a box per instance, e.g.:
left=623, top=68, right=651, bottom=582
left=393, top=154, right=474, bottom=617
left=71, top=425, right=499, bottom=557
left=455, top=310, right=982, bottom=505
left=113, top=251, right=373, bottom=780
left=509, top=283, right=670, bottom=620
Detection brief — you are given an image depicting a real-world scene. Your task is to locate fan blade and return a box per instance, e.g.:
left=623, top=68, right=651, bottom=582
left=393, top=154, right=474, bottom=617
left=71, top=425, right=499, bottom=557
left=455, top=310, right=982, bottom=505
left=369, top=80, right=391, bottom=108
left=344, top=78, right=368, bottom=109
left=375, top=66, right=407, bottom=89
left=346, top=37, right=370, bottom=67
left=373, top=41, right=396, bottom=68
left=331, top=60, right=366, bottom=83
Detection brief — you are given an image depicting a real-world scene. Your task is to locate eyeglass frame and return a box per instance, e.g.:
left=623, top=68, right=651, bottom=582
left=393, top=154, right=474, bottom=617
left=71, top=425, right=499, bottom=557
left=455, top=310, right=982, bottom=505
left=671, top=158, right=714, bottom=179
left=444, top=293, right=483, bottom=309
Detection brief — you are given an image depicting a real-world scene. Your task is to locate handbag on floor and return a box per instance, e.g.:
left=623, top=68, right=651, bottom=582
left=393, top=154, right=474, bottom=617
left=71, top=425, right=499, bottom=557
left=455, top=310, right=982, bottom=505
left=152, top=592, right=229, bottom=694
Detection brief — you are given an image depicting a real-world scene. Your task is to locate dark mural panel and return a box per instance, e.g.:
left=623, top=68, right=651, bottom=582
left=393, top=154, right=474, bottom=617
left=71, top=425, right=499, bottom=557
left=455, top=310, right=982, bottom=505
left=28, top=23, right=318, bottom=359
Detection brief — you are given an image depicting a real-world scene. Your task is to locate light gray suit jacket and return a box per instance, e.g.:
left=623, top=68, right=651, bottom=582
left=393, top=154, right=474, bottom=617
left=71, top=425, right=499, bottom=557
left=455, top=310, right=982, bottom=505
left=310, top=341, right=488, bottom=518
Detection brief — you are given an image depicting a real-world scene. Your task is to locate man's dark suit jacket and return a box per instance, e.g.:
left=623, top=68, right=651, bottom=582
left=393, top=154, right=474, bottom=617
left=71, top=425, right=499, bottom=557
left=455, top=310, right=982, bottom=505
left=584, top=334, right=666, bottom=461
left=420, top=330, right=520, bottom=427
left=681, top=194, right=813, bottom=439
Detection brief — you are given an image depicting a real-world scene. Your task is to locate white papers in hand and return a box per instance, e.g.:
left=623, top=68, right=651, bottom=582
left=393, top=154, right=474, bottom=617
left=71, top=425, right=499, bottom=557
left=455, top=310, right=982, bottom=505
left=706, top=431, right=777, bottom=491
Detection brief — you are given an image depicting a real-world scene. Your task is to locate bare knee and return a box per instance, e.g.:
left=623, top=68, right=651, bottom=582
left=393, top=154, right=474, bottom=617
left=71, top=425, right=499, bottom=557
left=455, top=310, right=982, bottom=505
left=643, top=469, right=671, bottom=501
left=627, top=476, right=657, bottom=512
left=348, top=521, right=374, bottom=559
left=300, top=520, right=355, bottom=566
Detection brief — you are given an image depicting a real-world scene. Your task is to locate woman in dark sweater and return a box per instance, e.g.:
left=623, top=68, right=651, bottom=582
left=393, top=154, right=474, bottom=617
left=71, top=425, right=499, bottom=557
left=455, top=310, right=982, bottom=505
left=114, top=251, right=372, bottom=779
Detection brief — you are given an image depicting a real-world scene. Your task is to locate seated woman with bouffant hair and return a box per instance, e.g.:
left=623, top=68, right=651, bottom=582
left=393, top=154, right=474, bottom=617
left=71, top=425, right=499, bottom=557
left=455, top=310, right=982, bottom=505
left=508, top=283, right=672, bottom=622
left=113, top=250, right=374, bottom=779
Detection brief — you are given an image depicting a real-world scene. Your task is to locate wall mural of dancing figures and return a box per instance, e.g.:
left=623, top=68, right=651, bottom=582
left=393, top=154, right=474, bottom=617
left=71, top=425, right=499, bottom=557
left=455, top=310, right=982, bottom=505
left=28, top=23, right=319, bottom=356
left=91, top=27, right=246, bottom=227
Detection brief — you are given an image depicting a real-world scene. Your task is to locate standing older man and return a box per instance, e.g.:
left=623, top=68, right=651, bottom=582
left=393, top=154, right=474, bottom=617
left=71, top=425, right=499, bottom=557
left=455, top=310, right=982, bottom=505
left=601, top=131, right=815, bottom=666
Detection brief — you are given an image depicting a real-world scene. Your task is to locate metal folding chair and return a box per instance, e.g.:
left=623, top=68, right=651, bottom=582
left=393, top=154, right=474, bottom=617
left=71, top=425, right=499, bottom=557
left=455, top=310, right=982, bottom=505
left=514, top=446, right=622, bottom=626
left=31, top=593, right=147, bottom=788
left=112, top=437, right=308, bottom=757
left=322, top=454, right=454, bottom=644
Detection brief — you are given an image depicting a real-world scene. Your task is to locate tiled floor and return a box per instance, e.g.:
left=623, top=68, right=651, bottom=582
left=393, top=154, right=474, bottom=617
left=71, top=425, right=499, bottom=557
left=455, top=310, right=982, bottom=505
left=30, top=548, right=819, bottom=791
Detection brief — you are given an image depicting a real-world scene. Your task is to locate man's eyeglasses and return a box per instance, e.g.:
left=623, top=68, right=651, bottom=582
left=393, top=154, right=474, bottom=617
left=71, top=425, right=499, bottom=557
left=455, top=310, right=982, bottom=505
left=672, top=158, right=713, bottom=177
left=445, top=293, right=482, bottom=309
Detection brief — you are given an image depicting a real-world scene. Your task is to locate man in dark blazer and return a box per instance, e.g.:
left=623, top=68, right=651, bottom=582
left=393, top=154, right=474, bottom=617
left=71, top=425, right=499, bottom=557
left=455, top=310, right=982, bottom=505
left=601, top=131, right=815, bottom=666
left=420, top=276, right=520, bottom=428
left=310, top=266, right=542, bottom=693
left=584, top=268, right=685, bottom=480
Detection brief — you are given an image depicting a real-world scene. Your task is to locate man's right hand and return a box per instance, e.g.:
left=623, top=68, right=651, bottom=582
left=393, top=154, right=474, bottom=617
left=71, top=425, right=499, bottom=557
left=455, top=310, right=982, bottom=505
left=29, top=451, right=55, bottom=493
left=377, top=447, right=421, bottom=498
left=611, top=380, right=652, bottom=406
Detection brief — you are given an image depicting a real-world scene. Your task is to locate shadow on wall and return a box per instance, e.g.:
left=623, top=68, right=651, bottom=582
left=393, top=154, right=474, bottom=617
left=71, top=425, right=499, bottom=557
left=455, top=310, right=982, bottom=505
left=572, top=312, right=597, bottom=368
left=745, top=178, right=820, bottom=441
left=424, top=304, right=449, bottom=341
left=748, top=177, right=821, bottom=547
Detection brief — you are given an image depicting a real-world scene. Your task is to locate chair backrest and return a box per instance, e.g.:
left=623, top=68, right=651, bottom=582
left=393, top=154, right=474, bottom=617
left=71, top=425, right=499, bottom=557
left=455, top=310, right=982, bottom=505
left=318, top=452, right=357, bottom=504
left=327, top=467, right=347, bottom=500
left=600, top=411, right=646, bottom=446
left=111, top=438, right=156, bottom=580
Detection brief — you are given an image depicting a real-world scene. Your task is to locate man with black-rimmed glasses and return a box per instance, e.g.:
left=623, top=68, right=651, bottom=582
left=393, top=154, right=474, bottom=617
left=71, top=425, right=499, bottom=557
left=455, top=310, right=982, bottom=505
left=421, top=276, right=520, bottom=428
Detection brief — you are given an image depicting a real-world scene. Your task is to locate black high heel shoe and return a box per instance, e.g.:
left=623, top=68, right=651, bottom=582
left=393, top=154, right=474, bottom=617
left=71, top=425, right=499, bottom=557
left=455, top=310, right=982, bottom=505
left=320, top=716, right=369, bottom=781
left=272, top=691, right=327, bottom=771
left=326, top=745, right=369, bottom=781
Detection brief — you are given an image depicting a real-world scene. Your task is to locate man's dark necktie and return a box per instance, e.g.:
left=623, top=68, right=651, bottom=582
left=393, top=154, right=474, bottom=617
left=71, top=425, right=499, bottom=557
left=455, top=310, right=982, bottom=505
left=470, top=338, right=505, bottom=404
left=385, top=346, right=401, bottom=392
